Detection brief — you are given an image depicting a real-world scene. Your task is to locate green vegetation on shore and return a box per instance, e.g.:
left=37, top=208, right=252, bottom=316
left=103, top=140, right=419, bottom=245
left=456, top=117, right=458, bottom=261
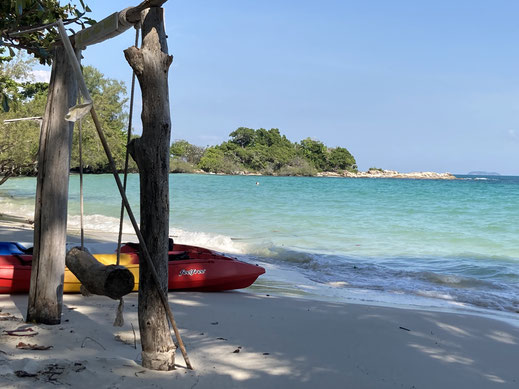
left=0, top=60, right=133, bottom=184
left=1, top=57, right=357, bottom=183
left=171, top=127, right=357, bottom=176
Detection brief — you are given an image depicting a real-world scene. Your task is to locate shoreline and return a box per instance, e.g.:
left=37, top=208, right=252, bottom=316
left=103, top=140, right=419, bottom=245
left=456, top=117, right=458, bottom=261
left=1, top=169, right=458, bottom=183
left=182, top=169, right=458, bottom=179
left=1, top=216, right=519, bottom=387
left=1, top=212, right=518, bottom=328
left=249, top=263, right=519, bottom=329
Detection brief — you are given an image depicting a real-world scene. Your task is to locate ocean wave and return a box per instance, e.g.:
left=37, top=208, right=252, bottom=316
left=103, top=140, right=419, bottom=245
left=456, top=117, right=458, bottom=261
left=416, top=271, right=504, bottom=289
left=169, top=228, right=251, bottom=254
left=415, top=289, right=519, bottom=313
left=0, top=197, right=35, bottom=220
left=67, top=213, right=134, bottom=235
left=238, top=246, right=519, bottom=314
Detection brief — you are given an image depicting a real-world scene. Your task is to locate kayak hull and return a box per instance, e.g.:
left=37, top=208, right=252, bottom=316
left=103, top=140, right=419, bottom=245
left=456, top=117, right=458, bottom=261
left=0, top=243, right=265, bottom=294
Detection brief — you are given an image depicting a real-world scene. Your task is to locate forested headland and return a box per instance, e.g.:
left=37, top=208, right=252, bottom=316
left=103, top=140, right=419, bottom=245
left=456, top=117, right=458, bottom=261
left=0, top=56, right=357, bottom=183
left=171, top=128, right=357, bottom=176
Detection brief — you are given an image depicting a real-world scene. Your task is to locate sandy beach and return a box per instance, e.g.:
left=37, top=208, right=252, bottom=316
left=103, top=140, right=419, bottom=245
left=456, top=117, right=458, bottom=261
left=1, top=217, right=519, bottom=388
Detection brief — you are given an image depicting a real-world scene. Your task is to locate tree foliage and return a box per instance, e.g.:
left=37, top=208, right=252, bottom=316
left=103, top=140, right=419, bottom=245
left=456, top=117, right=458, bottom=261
left=194, top=127, right=357, bottom=175
left=299, top=138, right=328, bottom=171
left=0, top=91, right=45, bottom=183
left=0, top=0, right=95, bottom=111
left=328, top=147, right=356, bottom=170
left=0, top=0, right=94, bottom=65
left=170, top=139, right=205, bottom=165
left=229, top=127, right=255, bottom=148
left=0, top=54, right=47, bottom=181
left=70, top=66, right=130, bottom=173
left=198, top=147, right=241, bottom=174
left=0, top=51, right=48, bottom=112
left=170, top=140, right=205, bottom=173
left=0, top=62, right=132, bottom=184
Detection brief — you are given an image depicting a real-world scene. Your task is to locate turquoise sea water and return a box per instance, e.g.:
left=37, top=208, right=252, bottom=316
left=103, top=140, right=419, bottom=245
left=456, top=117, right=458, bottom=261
left=1, top=174, right=518, bottom=320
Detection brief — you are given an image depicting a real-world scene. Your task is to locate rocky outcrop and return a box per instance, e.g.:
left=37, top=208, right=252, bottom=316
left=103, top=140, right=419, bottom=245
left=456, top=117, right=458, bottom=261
left=317, top=169, right=457, bottom=180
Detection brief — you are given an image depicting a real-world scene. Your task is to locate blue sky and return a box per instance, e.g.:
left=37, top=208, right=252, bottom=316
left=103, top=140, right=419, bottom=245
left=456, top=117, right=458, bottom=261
left=39, top=1, right=519, bottom=174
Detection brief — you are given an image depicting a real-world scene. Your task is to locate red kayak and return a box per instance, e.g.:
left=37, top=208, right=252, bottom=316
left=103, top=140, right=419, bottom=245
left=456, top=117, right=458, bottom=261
left=0, top=241, right=265, bottom=294
left=0, top=242, right=31, bottom=293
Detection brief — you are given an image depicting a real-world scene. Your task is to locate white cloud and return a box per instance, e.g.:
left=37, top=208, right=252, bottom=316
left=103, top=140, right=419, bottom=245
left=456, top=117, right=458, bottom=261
left=29, top=70, right=51, bottom=83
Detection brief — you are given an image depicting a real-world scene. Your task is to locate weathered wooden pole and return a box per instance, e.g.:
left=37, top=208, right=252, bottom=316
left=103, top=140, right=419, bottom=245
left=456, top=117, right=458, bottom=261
left=27, top=45, right=77, bottom=324
left=123, top=7, right=175, bottom=370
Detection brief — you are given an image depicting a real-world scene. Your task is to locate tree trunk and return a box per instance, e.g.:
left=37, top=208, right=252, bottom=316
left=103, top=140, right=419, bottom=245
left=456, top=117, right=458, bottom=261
left=123, top=7, right=175, bottom=371
left=0, top=172, right=13, bottom=186
left=65, top=247, right=135, bottom=299
left=27, top=46, right=77, bottom=325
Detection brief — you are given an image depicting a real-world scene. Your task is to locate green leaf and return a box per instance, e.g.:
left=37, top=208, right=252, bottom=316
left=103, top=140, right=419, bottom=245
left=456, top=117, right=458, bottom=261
left=86, top=5, right=91, bottom=12
left=0, top=1, right=98, bottom=75
left=8, top=46, right=15, bottom=57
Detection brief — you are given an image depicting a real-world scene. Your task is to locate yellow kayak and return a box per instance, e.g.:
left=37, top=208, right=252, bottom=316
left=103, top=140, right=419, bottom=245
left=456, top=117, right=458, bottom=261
left=63, top=253, right=138, bottom=293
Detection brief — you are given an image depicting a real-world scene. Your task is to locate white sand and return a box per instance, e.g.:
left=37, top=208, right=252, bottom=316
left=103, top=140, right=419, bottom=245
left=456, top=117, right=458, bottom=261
left=1, top=217, right=519, bottom=388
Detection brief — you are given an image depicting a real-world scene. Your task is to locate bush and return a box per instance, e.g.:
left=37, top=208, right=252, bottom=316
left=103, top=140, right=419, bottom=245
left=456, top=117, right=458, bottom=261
left=171, top=128, right=357, bottom=176
left=277, top=157, right=317, bottom=176
left=170, top=140, right=205, bottom=165
left=197, top=147, right=243, bottom=174
left=170, top=158, right=195, bottom=173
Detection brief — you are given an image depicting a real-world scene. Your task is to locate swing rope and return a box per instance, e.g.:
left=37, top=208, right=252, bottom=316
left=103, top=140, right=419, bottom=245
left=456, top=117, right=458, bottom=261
left=116, top=23, right=140, bottom=265
left=76, top=50, right=85, bottom=252
left=78, top=109, right=84, bottom=251
left=113, top=23, right=141, bottom=328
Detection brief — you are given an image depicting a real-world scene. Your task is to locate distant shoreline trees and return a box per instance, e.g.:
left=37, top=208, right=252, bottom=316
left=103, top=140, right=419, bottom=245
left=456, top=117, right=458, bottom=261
left=171, top=127, right=357, bottom=176
left=1, top=61, right=357, bottom=182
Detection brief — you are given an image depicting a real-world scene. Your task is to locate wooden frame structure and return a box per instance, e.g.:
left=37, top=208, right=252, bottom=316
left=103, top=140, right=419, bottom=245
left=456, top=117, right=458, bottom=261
left=25, top=0, right=189, bottom=371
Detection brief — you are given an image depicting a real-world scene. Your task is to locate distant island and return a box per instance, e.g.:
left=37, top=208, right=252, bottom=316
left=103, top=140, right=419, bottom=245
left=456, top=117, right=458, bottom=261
left=170, top=127, right=357, bottom=176
left=0, top=125, right=456, bottom=184
left=169, top=127, right=456, bottom=180
left=467, top=171, right=500, bottom=176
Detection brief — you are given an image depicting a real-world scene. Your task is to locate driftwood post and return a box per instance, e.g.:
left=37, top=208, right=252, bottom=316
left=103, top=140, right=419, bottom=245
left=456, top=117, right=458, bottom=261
left=27, top=46, right=77, bottom=324
left=124, top=7, right=175, bottom=370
